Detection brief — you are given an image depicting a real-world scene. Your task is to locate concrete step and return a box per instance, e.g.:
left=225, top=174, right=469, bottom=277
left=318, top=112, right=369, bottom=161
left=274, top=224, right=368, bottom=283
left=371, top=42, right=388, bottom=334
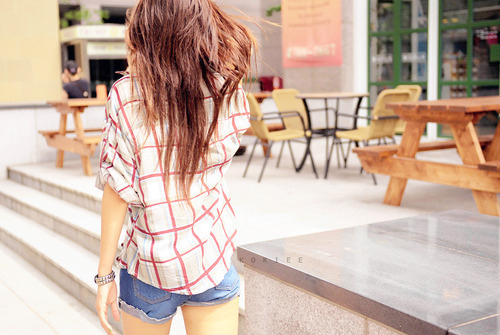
left=0, top=243, right=104, bottom=335
left=7, top=165, right=101, bottom=214
left=0, top=179, right=100, bottom=255
left=0, top=205, right=122, bottom=330
left=5, top=162, right=246, bottom=332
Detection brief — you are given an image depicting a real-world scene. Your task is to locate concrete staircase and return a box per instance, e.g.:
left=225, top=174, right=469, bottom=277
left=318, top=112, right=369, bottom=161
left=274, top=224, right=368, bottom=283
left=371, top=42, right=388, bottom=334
left=0, top=166, right=124, bottom=332
left=0, top=163, right=246, bottom=334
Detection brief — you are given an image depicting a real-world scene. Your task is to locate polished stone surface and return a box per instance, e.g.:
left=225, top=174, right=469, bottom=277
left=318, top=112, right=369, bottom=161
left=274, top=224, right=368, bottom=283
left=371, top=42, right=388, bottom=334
left=449, top=315, right=500, bottom=335
left=238, top=210, right=500, bottom=335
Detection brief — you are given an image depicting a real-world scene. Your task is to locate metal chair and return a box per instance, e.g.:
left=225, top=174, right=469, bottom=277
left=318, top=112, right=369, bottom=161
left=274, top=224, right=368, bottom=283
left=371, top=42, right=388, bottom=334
left=334, top=89, right=412, bottom=184
left=393, top=85, right=422, bottom=134
left=243, top=93, right=318, bottom=182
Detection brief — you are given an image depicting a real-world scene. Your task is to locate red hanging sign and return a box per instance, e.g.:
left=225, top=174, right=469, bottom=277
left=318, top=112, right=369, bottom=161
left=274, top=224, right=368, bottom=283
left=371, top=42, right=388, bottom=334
left=282, top=0, right=343, bottom=68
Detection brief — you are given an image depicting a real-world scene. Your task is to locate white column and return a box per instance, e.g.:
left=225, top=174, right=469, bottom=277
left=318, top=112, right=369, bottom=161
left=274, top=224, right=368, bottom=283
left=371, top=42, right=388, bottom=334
left=427, top=0, right=439, bottom=140
left=353, top=0, right=369, bottom=126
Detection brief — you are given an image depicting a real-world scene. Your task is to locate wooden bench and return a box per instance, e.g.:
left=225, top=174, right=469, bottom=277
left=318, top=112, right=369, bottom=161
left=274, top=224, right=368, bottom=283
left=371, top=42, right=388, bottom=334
left=353, top=134, right=494, bottom=158
left=478, top=160, right=500, bottom=171
left=41, top=99, right=106, bottom=176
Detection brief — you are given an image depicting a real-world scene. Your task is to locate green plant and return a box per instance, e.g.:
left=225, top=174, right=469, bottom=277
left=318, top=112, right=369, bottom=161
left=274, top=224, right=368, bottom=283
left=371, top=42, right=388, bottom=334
left=60, top=0, right=110, bottom=28
left=266, top=4, right=282, bottom=17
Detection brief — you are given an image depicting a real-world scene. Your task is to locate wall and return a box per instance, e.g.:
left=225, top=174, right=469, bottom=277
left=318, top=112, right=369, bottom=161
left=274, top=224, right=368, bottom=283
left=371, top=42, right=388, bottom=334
left=0, top=0, right=368, bottom=176
left=283, top=0, right=356, bottom=93
left=245, top=267, right=403, bottom=335
left=0, top=0, right=62, bottom=103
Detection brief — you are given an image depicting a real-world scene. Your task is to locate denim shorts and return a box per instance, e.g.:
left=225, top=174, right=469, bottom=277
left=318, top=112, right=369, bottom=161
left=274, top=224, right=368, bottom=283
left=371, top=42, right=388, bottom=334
left=118, top=265, right=240, bottom=324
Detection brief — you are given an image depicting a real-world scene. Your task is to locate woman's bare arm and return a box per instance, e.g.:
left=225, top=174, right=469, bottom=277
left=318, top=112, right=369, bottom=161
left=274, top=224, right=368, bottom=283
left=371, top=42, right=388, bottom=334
left=95, top=183, right=128, bottom=334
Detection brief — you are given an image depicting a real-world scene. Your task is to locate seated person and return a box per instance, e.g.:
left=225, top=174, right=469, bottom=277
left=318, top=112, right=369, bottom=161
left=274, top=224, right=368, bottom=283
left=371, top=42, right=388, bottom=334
left=62, top=61, right=90, bottom=99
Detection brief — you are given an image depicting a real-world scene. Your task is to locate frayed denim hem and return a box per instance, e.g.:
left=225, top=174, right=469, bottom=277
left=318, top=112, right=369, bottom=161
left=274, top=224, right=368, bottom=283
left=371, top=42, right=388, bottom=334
left=119, top=298, right=176, bottom=325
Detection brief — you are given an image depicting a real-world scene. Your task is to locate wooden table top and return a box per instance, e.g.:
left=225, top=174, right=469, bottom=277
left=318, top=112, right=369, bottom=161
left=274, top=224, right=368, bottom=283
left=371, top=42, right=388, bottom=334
left=251, top=92, right=272, bottom=99
left=297, top=92, right=369, bottom=99
left=387, top=96, right=500, bottom=114
left=47, top=98, right=107, bottom=108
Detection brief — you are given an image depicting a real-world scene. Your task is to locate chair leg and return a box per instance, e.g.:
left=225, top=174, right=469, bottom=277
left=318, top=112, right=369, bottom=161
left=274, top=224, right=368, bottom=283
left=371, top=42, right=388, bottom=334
left=276, top=141, right=285, bottom=168
left=356, top=140, right=378, bottom=185
left=258, top=141, right=274, bottom=183
left=243, top=138, right=259, bottom=178
left=342, top=140, right=353, bottom=168
left=288, top=141, right=297, bottom=170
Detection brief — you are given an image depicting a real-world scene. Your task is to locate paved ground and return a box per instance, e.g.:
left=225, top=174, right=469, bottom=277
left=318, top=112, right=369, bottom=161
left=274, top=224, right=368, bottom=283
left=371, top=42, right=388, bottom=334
left=0, top=134, right=483, bottom=334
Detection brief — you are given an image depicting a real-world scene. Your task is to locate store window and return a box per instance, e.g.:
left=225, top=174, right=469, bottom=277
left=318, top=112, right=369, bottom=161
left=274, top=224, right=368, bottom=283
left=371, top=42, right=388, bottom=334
left=439, top=0, right=500, bottom=137
left=102, top=7, right=129, bottom=25
left=368, top=0, right=428, bottom=104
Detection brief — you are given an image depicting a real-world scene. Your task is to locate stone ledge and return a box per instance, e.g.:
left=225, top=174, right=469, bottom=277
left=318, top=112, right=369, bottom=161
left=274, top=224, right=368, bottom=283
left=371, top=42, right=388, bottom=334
left=238, top=210, right=500, bottom=335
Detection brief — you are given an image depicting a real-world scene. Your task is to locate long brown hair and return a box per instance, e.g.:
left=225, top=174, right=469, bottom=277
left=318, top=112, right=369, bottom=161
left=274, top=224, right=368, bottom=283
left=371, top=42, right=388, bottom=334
left=126, top=0, right=255, bottom=198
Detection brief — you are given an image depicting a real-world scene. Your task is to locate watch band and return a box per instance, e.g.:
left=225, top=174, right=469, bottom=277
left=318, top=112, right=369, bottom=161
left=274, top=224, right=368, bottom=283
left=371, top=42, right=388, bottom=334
left=94, top=270, right=116, bottom=285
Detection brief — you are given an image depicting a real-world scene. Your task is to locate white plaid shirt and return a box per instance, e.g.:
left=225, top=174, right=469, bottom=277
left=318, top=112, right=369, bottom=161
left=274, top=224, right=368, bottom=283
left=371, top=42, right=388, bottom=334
left=96, top=75, right=249, bottom=294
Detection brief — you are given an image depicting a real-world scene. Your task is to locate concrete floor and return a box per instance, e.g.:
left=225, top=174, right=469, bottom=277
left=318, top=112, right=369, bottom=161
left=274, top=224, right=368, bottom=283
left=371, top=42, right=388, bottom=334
left=0, top=135, right=483, bottom=334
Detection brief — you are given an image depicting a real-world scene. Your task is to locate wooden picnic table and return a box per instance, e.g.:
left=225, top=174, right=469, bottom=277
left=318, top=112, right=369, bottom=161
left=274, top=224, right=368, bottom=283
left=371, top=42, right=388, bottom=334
left=40, top=98, right=106, bottom=176
left=354, top=96, right=500, bottom=216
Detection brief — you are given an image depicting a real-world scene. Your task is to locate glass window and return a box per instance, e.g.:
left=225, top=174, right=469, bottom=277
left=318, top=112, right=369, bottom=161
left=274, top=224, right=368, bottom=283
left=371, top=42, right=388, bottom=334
left=473, top=26, right=500, bottom=80
left=370, top=0, right=394, bottom=32
left=472, top=85, right=499, bottom=136
left=473, top=0, right=500, bottom=21
left=441, top=29, right=468, bottom=81
left=401, top=0, right=428, bottom=29
left=401, top=32, right=427, bottom=81
left=370, top=36, right=394, bottom=82
left=102, top=7, right=129, bottom=24
left=369, top=85, right=390, bottom=108
left=441, top=84, right=467, bottom=99
left=442, top=0, right=468, bottom=25
left=89, top=59, right=128, bottom=98
left=472, top=84, right=499, bottom=96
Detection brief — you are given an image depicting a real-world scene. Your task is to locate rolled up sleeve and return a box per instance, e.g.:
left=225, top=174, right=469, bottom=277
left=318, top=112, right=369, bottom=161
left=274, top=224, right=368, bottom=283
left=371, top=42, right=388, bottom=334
left=95, top=92, right=142, bottom=207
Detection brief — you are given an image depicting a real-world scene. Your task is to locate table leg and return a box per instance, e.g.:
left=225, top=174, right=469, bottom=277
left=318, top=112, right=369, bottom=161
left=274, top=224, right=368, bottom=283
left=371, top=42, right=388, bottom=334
left=383, top=121, right=426, bottom=206
left=484, top=120, right=500, bottom=161
left=81, top=156, right=93, bottom=176
left=56, top=114, right=67, bottom=168
left=295, top=137, right=313, bottom=172
left=451, top=122, right=500, bottom=216
left=73, top=110, right=93, bottom=176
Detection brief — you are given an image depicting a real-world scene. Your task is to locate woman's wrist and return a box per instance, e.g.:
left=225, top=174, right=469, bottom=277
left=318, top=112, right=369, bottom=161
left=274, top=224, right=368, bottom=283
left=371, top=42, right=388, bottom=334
left=94, top=270, right=116, bottom=285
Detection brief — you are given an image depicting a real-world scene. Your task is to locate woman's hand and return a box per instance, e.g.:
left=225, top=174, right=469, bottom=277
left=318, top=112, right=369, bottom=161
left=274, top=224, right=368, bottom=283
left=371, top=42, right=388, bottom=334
left=95, top=281, right=120, bottom=334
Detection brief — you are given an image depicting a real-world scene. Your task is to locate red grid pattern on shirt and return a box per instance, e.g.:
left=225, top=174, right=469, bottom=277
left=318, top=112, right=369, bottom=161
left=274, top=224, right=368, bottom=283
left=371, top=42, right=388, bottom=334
left=97, top=75, right=249, bottom=294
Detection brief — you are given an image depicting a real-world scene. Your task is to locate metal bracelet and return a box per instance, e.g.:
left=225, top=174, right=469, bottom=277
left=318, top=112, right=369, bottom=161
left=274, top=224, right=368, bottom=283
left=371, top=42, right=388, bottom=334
left=94, top=270, right=116, bottom=286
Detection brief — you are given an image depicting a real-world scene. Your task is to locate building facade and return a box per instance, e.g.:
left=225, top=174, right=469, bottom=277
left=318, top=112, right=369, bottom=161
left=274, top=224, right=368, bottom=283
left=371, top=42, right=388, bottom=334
left=0, top=0, right=498, bottom=177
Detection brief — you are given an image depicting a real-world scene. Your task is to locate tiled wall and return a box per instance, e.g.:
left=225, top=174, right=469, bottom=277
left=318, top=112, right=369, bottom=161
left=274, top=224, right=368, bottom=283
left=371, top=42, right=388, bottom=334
left=0, top=0, right=62, bottom=102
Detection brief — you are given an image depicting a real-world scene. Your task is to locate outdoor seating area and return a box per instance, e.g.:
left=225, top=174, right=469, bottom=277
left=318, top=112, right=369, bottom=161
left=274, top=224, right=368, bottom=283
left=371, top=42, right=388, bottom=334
left=355, top=96, right=500, bottom=217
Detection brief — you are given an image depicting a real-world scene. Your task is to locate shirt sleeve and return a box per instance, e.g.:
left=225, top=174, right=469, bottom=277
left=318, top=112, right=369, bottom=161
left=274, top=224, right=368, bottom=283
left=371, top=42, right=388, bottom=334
left=95, top=90, right=142, bottom=207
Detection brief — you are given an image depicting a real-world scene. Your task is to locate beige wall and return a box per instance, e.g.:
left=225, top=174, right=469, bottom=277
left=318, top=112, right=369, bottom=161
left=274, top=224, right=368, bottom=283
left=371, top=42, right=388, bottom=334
left=0, top=0, right=62, bottom=103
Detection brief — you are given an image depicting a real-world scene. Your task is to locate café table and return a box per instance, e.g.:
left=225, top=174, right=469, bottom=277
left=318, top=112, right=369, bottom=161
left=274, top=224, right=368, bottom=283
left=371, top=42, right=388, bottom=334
left=354, top=96, right=500, bottom=216
left=296, top=92, right=369, bottom=178
left=252, top=92, right=272, bottom=103
left=40, top=98, right=106, bottom=176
